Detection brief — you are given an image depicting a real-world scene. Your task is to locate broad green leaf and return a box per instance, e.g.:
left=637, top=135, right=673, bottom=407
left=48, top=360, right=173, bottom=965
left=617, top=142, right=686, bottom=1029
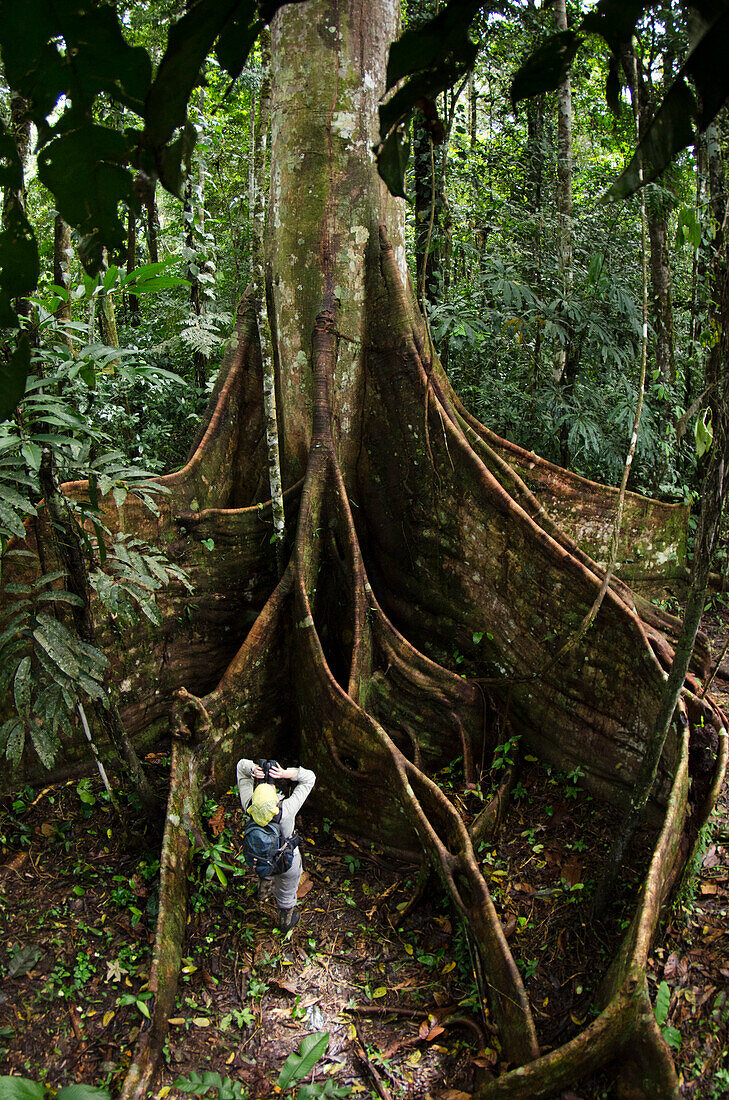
left=33, top=613, right=81, bottom=679
left=145, top=0, right=240, bottom=144
left=6, top=717, right=25, bottom=766
left=0, top=340, right=32, bottom=424
left=0, top=718, right=21, bottom=755
left=58, top=1085, right=113, bottom=1100
left=38, top=126, right=136, bottom=271
left=376, top=130, right=411, bottom=200
left=374, top=0, right=484, bottom=196
left=128, top=276, right=190, bottom=294
left=277, top=1032, right=330, bottom=1091
left=0, top=498, right=29, bottom=540
left=0, top=0, right=151, bottom=118
left=580, top=0, right=649, bottom=56
left=605, top=8, right=729, bottom=201
left=29, top=719, right=60, bottom=770
left=604, top=79, right=696, bottom=202
left=654, top=980, right=670, bottom=1026
left=511, top=31, right=580, bottom=103
left=662, top=1024, right=681, bottom=1050
left=13, top=656, right=32, bottom=722
left=385, top=0, right=482, bottom=89
left=0, top=1076, right=45, bottom=1099
left=21, top=442, right=42, bottom=472
left=695, top=408, right=714, bottom=458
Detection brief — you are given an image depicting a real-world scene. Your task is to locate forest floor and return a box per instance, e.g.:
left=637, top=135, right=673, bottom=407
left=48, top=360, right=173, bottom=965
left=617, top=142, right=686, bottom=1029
left=1, top=610, right=729, bottom=1099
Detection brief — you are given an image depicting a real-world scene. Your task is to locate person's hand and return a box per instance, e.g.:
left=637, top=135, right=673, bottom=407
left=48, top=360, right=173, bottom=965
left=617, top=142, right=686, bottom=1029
left=269, top=764, right=295, bottom=782
left=252, top=764, right=266, bottom=780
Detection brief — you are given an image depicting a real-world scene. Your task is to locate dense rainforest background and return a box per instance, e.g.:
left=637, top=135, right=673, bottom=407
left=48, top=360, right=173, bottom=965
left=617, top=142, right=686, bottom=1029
left=3, top=0, right=729, bottom=1098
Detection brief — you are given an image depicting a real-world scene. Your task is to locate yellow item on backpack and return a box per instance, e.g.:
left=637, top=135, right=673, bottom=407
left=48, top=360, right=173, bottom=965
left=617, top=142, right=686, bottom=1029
left=249, top=783, right=279, bottom=826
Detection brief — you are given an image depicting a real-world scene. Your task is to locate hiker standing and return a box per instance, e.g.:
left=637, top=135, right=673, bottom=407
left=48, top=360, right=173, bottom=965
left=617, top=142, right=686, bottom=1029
left=236, top=758, right=316, bottom=930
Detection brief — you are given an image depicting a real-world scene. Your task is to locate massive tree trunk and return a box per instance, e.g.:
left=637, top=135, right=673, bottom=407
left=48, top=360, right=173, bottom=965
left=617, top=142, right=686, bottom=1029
left=2, top=0, right=726, bottom=1096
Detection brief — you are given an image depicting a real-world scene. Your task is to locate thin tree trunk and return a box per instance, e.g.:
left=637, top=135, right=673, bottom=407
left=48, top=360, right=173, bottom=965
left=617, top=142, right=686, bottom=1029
left=595, top=111, right=729, bottom=915
left=553, top=0, right=572, bottom=389
left=626, top=47, right=676, bottom=386
left=52, top=214, right=75, bottom=353
left=3, top=92, right=32, bottom=323
left=184, top=141, right=207, bottom=389
left=126, top=207, right=140, bottom=326
left=146, top=183, right=160, bottom=265
left=253, top=29, right=286, bottom=576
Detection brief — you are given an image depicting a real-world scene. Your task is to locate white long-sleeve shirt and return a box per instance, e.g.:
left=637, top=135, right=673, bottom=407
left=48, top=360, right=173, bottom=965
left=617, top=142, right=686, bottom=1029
left=236, top=759, right=316, bottom=838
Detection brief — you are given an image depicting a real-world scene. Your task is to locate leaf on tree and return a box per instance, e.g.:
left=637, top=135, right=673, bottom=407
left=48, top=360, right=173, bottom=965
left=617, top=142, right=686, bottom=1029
left=375, top=0, right=483, bottom=196
left=511, top=31, right=580, bottom=103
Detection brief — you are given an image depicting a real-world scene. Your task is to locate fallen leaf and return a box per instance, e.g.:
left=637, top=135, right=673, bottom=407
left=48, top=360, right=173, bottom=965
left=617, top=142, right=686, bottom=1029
left=501, top=916, right=517, bottom=938
left=373, top=987, right=387, bottom=998
left=513, top=882, right=535, bottom=896
left=167, top=1017, right=186, bottom=1025
left=664, top=953, right=681, bottom=979
left=102, top=1011, right=115, bottom=1027
left=426, top=1025, right=445, bottom=1042
left=407, top=1050, right=422, bottom=1066
left=700, top=883, right=718, bottom=896
left=272, top=979, right=297, bottom=995
left=40, top=823, right=54, bottom=837
left=560, top=856, right=583, bottom=888
left=7, top=945, right=43, bottom=978
left=441, top=961, right=456, bottom=974
left=209, top=805, right=225, bottom=836
left=297, top=874, right=314, bottom=899
left=702, top=844, right=720, bottom=868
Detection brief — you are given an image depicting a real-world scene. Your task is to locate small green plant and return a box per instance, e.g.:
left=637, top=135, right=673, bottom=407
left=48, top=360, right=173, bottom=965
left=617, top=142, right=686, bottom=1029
left=564, top=764, right=585, bottom=799
left=654, top=981, right=681, bottom=1050
left=277, top=1032, right=348, bottom=1099
left=491, top=734, right=521, bottom=774
left=117, top=989, right=153, bottom=1020
left=173, top=1071, right=247, bottom=1099
left=517, top=957, right=538, bottom=979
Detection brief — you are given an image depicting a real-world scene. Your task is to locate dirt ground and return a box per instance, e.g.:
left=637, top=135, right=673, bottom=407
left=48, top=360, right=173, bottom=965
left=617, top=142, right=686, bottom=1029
left=1, top=653, right=729, bottom=1098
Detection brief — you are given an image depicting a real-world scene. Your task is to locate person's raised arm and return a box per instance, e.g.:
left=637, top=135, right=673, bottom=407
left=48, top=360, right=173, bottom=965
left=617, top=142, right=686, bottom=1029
left=272, top=764, right=315, bottom=818
left=236, top=758, right=256, bottom=811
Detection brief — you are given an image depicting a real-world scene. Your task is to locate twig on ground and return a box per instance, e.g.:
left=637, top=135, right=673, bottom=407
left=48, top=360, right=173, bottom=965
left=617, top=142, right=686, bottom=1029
left=351, top=1021, right=394, bottom=1100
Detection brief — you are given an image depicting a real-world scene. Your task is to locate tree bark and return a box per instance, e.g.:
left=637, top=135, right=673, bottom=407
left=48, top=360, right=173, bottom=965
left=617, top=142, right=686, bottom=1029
left=2, top=2, right=725, bottom=1096
left=251, top=28, right=286, bottom=576
left=145, top=182, right=160, bottom=265
left=3, top=91, right=32, bottom=323
left=622, top=46, right=676, bottom=386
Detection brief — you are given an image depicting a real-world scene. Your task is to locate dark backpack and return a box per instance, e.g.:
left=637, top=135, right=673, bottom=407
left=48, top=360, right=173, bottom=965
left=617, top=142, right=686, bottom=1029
left=243, top=811, right=298, bottom=878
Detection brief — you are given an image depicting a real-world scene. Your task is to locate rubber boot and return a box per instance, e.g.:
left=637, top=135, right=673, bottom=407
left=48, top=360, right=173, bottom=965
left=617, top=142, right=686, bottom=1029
left=277, top=907, right=300, bottom=931
left=257, top=878, right=274, bottom=902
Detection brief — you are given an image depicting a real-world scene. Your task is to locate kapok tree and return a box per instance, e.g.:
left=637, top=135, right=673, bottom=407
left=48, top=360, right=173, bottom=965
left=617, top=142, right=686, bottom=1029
left=2, top=1, right=727, bottom=1097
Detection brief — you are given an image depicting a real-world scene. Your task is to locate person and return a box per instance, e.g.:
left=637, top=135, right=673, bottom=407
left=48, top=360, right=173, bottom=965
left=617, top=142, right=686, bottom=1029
left=236, top=758, right=316, bottom=931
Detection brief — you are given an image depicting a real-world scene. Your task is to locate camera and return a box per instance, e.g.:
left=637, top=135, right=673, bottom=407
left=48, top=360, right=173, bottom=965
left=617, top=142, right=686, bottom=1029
left=257, top=758, right=279, bottom=783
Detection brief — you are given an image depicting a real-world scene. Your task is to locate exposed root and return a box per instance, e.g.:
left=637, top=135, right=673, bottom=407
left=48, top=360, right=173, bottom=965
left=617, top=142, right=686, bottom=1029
left=470, top=764, right=516, bottom=846
left=120, top=736, right=204, bottom=1100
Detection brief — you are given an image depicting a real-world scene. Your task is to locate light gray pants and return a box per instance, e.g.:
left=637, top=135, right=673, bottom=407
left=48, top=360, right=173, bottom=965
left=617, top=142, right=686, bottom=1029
left=273, top=847, right=302, bottom=910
